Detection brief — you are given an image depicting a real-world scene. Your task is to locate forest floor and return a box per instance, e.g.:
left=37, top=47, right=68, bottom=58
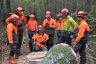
left=1, top=24, right=96, bottom=64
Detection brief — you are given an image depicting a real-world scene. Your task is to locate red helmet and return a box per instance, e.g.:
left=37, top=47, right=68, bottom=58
left=61, top=8, right=69, bottom=14
left=16, top=7, right=24, bottom=13
left=45, top=11, right=51, bottom=15
left=76, top=11, right=87, bottom=18
left=29, top=14, right=35, bottom=18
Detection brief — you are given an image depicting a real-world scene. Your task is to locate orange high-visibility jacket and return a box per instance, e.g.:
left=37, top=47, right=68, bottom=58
left=76, top=20, right=90, bottom=43
left=56, top=20, right=64, bottom=30
left=6, top=14, right=26, bottom=25
left=26, top=20, right=38, bottom=31
left=6, top=14, right=19, bottom=24
left=32, top=33, right=49, bottom=48
left=17, top=15, right=26, bottom=25
left=43, top=18, right=56, bottom=28
left=6, top=23, right=17, bottom=44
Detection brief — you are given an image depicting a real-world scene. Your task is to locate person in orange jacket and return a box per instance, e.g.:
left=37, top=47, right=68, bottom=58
left=26, top=13, right=38, bottom=52
left=56, top=13, right=64, bottom=44
left=32, top=25, right=49, bottom=51
left=6, top=7, right=27, bottom=55
left=43, top=11, right=56, bottom=50
left=73, top=11, right=90, bottom=64
left=6, top=17, right=19, bottom=59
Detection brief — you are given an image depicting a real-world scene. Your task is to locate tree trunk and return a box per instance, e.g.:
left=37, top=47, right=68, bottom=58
left=6, top=0, right=11, bottom=13
left=0, top=0, right=4, bottom=23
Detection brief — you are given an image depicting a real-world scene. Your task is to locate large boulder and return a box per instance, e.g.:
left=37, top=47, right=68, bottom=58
left=38, top=43, right=77, bottom=64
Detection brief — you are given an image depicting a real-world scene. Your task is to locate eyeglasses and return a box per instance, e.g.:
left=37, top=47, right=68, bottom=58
left=30, top=17, right=35, bottom=18
left=18, top=10, right=24, bottom=12
left=77, top=16, right=83, bottom=18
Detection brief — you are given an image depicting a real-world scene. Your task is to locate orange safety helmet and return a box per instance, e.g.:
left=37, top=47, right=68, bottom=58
left=76, top=11, right=87, bottom=19
left=16, top=7, right=24, bottom=13
left=61, top=8, right=69, bottom=14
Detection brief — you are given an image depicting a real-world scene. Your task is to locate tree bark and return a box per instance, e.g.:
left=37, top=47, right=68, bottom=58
left=6, top=0, right=11, bottom=13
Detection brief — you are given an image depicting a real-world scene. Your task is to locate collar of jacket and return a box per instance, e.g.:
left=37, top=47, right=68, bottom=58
left=78, top=20, right=85, bottom=25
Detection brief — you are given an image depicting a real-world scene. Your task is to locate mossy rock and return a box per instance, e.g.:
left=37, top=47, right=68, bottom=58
left=38, top=43, right=77, bottom=64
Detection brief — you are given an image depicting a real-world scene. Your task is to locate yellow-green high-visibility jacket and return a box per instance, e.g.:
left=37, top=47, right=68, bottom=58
left=62, top=16, right=78, bottom=32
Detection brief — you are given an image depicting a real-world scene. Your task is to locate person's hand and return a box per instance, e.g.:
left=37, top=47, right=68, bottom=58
left=46, top=22, right=49, bottom=27
left=73, top=28, right=78, bottom=32
left=72, top=42, right=77, bottom=48
left=70, top=35, right=73, bottom=38
left=8, top=42, right=13, bottom=45
left=46, top=22, right=49, bottom=25
left=41, top=40, right=47, bottom=45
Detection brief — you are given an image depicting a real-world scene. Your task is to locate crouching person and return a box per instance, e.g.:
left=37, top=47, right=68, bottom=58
left=6, top=18, right=19, bottom=59
left=32, top=25, right=49, bottom=52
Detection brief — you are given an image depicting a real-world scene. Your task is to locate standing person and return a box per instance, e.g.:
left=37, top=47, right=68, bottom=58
left=61, top=8, right=78, bottom=46
left=26, top=13, right=38, bottom=52
left=56, top=13, right=64, bottom=44
left=6, top=17, right=19, bottom=59
left=32, top=25, right=49, bottom=52
left=6, top=7, right=26, bottom=55
left=43, top=11, right=56, bottom=50
left=73, top=11, right=90, bottom=64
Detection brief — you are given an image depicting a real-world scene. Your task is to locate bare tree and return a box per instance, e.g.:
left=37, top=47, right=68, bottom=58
left=6, top=0, right=11, bottom=13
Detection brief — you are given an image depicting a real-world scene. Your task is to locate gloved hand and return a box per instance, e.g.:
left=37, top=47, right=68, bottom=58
left=41, top=40, right=47, bottom=45
left=8, top=42, right=13, bottom=45
left=52, top=23, right=54, bottom=25
left=72, top=42, right=77, bottom=48
left=11, top=18, right=17, bottom=25
left=46, top=22, right=49, bottom=27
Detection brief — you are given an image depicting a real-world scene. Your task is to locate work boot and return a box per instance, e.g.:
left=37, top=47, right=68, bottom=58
left=15, top=49, right=20, bottom=59
left=8, top=56, right=17, bottom=64
left=15, top=55, right=19, bottom=59
left=18, top=49, right=22, bottom=56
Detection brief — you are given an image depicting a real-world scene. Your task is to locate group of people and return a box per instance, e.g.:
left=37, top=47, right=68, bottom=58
left=6, top=7, right=90, bottom=64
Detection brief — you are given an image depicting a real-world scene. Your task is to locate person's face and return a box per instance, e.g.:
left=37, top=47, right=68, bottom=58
left=29, top=14, right=35, bottom=20
left=45, top=14, right=51, bottom=19
left=61, top=12, right=68, bottom=19
left=18, top=10, right=24, bottom=15
left=62, top=14, right=67, bottom=19
left=38, top=29, right=43, bottom=34
left=58, top=17, right=63, bottom=21
left=77, top=16, right=83, bottom=22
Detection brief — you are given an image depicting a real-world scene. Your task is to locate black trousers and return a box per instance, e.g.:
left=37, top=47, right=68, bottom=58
left=10, top=33, right=19, bottom=57
left=9, top=43, right=19, bottom=57
left=74, top=31, right=89, bottom=64
left=74, top=40, right=87, bottom=64
left=46, top=34, right=54, bottom=50
left=28, top=30, right=35, bottom=52
left=17, top=26, right=23, bottom=54
left=60, top=31, right=72, bottom=46
left=57, top=30, right=63, bottom=44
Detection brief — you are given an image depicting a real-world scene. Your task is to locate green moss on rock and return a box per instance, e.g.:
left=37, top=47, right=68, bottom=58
left=38, top=43, right=77, bottom=64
